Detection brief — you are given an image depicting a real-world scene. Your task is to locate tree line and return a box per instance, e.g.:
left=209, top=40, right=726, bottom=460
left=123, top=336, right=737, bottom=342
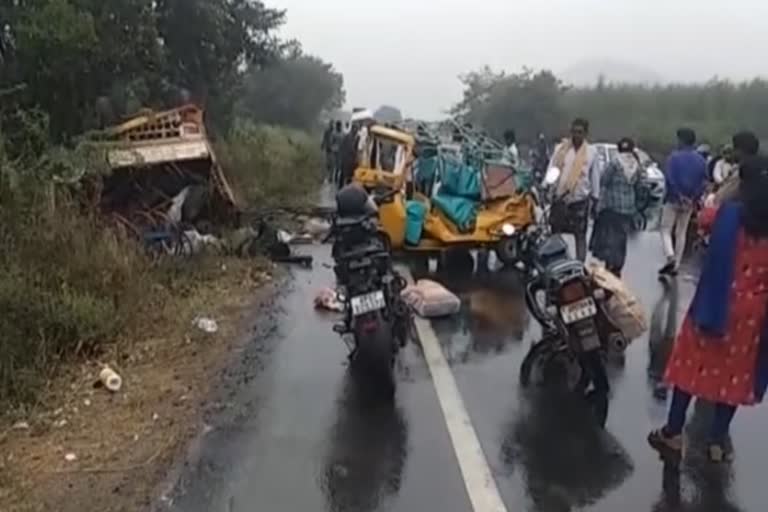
left=452, top=66, right=768, bottom=161
left=0, top=0, right=345, bottom=152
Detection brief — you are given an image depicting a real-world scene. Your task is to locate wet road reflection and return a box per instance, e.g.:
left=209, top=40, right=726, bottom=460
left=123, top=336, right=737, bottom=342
left=648, top=276, right=680, bottom=399
left=169, top=236, right=767, bottom=512
left=319, top=373, right=409, bottom=512
left=424, top=235, right=766, bottom=512
left=501, top=390, right=634, bottom=511
left=430, top=265, right=529, bottom=365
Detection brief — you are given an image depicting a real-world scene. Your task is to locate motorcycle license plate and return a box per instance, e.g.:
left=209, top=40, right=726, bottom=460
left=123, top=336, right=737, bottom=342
left=351, top=290, right=386, bottom=316
left=560, top=297, right=597, bottom=325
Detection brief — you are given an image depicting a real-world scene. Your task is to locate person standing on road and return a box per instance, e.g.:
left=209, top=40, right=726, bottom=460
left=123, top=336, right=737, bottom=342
left=503, top=129, right=520, bottom=167
left=321, top=121, right=335, bottom=183
left=710, top=131, right=760, bottom=207
left=710, top=145, right=736, bottom=186
left=329, top=121, right=344, bottom=185
left=532, top=133, right=550, bottom=180
left=339, top=122, right=361, bottom=187
left=589, top=137, right=647, bottom=277
left=696, top=144, right=712, bottom=165
left=649, top=155, right=768, bottom=464
left=548, top=118, right=600, bottom=262
left=659, top=128, right=708, bottom=276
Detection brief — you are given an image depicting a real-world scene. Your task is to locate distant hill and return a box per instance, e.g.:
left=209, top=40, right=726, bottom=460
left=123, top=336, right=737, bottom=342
left=560, top=59, right=664, bottom=87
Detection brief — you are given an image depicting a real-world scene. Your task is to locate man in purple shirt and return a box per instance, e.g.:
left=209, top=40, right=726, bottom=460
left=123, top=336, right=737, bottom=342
left=659, top=128, right=708, bottom=275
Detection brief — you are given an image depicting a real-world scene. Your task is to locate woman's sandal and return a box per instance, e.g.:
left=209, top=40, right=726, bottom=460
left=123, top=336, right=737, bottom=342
left=648, top=428, right=684, bottom=464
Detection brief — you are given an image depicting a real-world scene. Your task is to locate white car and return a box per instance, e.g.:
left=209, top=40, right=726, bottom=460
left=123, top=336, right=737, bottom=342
left=593, top=143, right=666, bottom=228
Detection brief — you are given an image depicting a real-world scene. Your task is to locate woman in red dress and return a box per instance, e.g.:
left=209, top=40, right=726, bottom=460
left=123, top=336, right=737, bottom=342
left=649, top=155, right=768, bottom=463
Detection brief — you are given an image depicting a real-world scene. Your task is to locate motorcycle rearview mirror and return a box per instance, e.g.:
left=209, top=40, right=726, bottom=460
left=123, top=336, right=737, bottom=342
left=544, top=167, right=561, bottom=185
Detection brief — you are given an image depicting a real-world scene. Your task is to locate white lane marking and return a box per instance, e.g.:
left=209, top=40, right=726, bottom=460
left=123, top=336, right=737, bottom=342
left=402, top=270, right=507, bottom=512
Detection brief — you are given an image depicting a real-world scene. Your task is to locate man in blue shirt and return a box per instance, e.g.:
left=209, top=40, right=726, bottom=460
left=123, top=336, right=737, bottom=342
left=659, top=128, right=708, bottom=275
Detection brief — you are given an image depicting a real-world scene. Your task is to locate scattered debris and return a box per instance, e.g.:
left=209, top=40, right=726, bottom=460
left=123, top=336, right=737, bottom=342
left=193, top=316, right=219, bottom=334
left=99, top=366, right=123, bottom=393
left=12, top=421, right=30, bottom=431
left=182, top=229, right=222, bottom=255
left=225, top=223, right=312, bottom=266
left=54, top=419, right=68, bottom=428
left=303, top=217, right=332, bottom=239
left=167, top=187, right=191, bottom=224
left=64, top=453, right=78, bottom=462
left=314, top=288, right=344, bottom=312
left=289, top=234, right=315, bottom=245
left=277, top=229, right=294, bottom=244
left=402, top=279, right=461, bottom=318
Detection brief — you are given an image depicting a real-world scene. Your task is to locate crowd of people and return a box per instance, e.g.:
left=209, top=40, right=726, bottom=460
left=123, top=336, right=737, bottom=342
left=324, top=113, right=768, bottom=465
left=322, top=113, right=381, bottom=188
left=545, top=118, right=768, bottom=465
left=650, top=131, right=768, bottom=465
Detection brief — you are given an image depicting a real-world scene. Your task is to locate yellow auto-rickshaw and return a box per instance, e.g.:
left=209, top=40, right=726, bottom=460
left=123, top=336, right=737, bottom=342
left=352, top=124, right=535, bottom=264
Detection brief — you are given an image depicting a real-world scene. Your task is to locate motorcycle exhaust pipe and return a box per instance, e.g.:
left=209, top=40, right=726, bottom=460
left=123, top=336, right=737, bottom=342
left=607, top=332, right=628, bottom=354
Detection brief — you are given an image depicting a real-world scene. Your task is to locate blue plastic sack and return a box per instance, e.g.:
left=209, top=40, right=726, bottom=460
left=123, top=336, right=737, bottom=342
left=432, top=193, right=478, bottom=233
left=405, top=200, right=428, bottom=245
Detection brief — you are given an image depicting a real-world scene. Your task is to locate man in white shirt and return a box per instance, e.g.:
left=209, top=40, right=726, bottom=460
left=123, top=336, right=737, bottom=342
left=503, top=129, right=519, bottom=167
left=712, top=146, right=736, bottom=186
left=547, top=118, right=600, bottom=261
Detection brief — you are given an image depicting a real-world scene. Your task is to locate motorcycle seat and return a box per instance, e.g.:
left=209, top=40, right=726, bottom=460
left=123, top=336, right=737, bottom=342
left=536, top=235, right=569, bottom=263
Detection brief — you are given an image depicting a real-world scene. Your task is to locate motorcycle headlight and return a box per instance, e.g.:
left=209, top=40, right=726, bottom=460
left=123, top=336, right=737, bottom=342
left=502, top=223, right=516, bottom=236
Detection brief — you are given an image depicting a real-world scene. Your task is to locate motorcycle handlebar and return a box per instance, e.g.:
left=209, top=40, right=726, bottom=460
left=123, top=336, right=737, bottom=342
left=372, top=188, right=398, bottom=205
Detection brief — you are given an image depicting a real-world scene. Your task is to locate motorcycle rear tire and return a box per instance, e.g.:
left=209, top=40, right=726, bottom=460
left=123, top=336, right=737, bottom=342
left=520, top=340, right=586, bottom=392
left=352, top=320, right=396, bottom=399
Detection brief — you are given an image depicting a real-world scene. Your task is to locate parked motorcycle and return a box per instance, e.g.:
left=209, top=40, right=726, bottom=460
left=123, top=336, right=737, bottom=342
left=330, top=184, right=412, bottom=397
left=516, top=168, right=628, bottom=426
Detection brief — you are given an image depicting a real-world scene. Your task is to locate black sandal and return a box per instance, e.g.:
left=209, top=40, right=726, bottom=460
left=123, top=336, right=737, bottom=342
left=648, top=428, right=683, bottom=464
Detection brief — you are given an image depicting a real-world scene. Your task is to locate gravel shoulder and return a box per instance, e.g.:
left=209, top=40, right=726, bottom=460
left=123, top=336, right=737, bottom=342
left=0, top=261, right=282, bottom=512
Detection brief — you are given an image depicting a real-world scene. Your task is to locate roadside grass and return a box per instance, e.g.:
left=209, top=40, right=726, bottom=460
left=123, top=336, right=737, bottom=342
left=216, top=121, right=324, bottom=212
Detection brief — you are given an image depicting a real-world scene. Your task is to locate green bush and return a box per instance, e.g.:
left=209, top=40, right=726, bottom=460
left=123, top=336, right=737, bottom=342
left=0, top=150, right=156, bottom=403
left=215, top=121, right=323, bottom=210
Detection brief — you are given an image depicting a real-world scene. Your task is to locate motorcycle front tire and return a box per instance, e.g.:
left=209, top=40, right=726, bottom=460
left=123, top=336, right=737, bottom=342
left=495, top=236, right=519, bottom=266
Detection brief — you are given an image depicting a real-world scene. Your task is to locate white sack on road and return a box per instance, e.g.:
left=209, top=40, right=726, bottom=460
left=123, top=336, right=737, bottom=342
left=402, top=279, right=460, bottom=318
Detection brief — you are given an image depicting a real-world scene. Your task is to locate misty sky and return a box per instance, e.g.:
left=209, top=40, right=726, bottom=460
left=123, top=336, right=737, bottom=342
left=271, top=0, right=768, bottom=119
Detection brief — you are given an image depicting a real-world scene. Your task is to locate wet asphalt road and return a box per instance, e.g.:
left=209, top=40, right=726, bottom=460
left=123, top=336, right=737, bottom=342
left=166, top=232, right=768, bottom=512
